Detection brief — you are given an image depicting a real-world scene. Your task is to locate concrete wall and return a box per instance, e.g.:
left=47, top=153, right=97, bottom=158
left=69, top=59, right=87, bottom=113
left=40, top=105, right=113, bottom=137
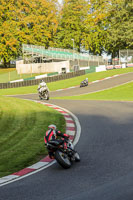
left=16, top=60, right=70, bottom=74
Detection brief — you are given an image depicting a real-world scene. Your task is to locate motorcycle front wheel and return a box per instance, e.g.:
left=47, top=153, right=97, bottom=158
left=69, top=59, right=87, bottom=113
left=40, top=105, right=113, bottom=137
left=74, top=152, right=80, bottom=162
left=45, top=91, right=49, bottom=100
left=55, top=150, right=72, bottom=169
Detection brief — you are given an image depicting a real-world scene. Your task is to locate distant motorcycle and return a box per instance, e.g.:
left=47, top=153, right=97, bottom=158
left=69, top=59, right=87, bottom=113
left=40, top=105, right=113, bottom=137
left=46, top=138, right=80, bottom=169
left=38, top=88, right=49, bottom=100
left=80, top=79, right=88, bottom=88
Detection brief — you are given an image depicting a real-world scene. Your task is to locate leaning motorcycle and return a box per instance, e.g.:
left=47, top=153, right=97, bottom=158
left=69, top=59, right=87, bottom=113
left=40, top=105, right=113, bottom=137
left=38, top=89, right=49, bottom=100
left=80, top=80, right=88, bottom=88
left=45, top=139, right=80, bottom=169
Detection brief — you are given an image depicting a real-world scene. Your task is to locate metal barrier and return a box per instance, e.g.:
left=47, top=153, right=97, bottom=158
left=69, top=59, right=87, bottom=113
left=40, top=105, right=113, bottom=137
left=0, top=70, right=85, bottom=89
left=22, top=44, right=106, bottom=63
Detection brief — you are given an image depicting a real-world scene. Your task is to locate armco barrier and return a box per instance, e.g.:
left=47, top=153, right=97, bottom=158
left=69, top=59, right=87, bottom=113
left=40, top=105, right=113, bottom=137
left=0, top=70, right=85, bottom=89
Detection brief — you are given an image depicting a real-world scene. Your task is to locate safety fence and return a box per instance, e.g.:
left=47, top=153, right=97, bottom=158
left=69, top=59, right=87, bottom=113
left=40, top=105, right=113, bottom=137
left=23, top=44, right=106, bottom=64
left=0, top=70, right=85, bottom=89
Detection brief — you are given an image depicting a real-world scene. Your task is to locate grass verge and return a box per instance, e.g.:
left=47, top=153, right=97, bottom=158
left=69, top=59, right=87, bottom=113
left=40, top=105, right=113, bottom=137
left=0, top=96, right=65, bottom=178
left=0, top=68, right=48, bottom=83
left=1, top=68, right=133, bottom=96
left=53, top=81, right=133, bottom=101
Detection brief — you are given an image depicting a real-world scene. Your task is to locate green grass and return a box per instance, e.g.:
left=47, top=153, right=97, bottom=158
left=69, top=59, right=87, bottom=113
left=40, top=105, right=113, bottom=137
left=0, top=68, right=48, bottom=83
left=1, top=68, right=133, bottom=178
left=0, top=85, right=38, bottom=96
left=0, top=96, right=65, bottom=177
left=46, top=67, right=133, bottom=91
left=1, top=68, right=133, bottom=96
left=53, top=81, right=133, bottom=101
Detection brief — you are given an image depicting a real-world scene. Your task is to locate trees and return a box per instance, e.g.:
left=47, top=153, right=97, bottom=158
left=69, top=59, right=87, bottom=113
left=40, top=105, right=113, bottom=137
left=83, top=0, right=111, bottom=55
left=0, top=0, right=132, bottom=67
left=0, top=0, right=19, bottom=67
left=54, top=0, right=89, bottom=52
left=105, top=0, right=133, bottom=57
left=0, top=0, right=58, bottom=67
left=83, top=0, right=133, bottom=57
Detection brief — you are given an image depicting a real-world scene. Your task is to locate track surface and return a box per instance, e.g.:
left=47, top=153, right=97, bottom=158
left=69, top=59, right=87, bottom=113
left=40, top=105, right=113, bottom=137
left=1, top=73, right=133, bottom=200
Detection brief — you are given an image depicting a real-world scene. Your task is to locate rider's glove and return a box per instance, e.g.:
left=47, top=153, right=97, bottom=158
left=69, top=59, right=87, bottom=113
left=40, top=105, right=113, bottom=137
left=64, top=134, right=69, bottom=138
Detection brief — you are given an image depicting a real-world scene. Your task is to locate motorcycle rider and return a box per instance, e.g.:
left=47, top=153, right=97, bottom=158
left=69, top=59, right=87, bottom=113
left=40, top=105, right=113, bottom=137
left=84, top=77, right=88, bottom=84
left=38, top=80, right=49, bottom=98
left=82, top=77, right=88, bottom=85
left=44, top=124, right=70, bottom=158
left=80, top=77, right=88, bottom=87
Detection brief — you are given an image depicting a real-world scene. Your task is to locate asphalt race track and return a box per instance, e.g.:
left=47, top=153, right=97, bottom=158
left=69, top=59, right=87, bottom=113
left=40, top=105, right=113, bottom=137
left=1, top=72, right=133, bottom=200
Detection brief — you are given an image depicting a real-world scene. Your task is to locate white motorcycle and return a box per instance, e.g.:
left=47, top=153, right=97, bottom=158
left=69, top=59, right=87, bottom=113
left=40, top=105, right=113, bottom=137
left=38, top=87, right=49, bottom=100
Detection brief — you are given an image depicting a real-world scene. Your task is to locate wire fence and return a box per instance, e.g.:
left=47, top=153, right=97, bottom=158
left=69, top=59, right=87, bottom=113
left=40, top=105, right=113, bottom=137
left=119, top=49, right=133, bottom=64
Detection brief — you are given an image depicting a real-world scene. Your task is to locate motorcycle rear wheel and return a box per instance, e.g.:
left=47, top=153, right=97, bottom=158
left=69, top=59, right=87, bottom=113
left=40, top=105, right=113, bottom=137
left=55, top=150, right=72, bottom=169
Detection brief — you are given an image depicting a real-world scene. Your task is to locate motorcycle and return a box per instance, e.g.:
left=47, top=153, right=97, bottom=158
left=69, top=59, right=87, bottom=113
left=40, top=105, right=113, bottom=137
left=46, top=138, right=80, bottom=169
left=80, top=80, right=88, bottom=88
left=38, top=88, right=49, bottom=100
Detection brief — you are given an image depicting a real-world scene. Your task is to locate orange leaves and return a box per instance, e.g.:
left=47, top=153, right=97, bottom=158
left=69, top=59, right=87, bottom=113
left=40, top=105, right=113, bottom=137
left=93, top=13, right=107, bottom=24
left=0, top=0, right=58, bottom=63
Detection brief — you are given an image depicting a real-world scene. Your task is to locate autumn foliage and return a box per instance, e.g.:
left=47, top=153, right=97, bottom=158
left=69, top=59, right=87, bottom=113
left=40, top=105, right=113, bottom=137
left=0, top=0, right=58, bottom=67
left=0, top=0, right=132, bottom=67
